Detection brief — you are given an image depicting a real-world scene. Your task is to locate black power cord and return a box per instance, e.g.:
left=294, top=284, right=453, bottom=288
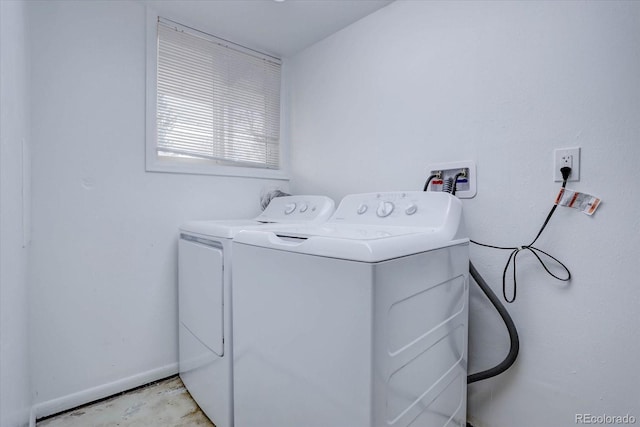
left=450, top=172, right=465, bottom=196
left=422, top=167, right=571, bottom=389
left=423, top=174, right=438, bottom=191
left=470, top=167, right=572, bottom=302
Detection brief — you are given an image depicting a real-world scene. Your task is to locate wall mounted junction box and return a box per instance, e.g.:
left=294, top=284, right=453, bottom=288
left=425, top=160, right=477, bottom=198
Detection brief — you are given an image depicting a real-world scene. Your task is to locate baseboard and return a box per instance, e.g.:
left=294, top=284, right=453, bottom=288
left=29, top=362, right=178, bottom=425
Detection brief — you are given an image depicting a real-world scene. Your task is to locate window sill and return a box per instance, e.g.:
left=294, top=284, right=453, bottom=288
left=145, top=157, right=290, bottom=180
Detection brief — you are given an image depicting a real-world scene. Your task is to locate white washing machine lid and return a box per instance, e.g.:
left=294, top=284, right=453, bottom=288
left=233, top=191, right=468, bottom=262
left=179, top=195, right=335, bottom=238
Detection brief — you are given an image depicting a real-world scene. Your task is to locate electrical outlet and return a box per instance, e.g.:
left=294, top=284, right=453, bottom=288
left=554, top=147, right=580, bottom=182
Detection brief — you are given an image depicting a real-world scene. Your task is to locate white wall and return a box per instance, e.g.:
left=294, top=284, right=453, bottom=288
left=28, top=0, right=287, bottom=415
left=0, top=0, right=32, bottom=426
left=288, top=1, right=640, bottom=426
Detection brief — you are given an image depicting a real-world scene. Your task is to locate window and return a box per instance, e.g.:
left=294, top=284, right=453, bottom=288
left=146, top=14, right=287, bottom=179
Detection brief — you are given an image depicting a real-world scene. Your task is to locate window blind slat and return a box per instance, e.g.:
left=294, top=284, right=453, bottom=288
left=156, top=20, right=281, bottom=169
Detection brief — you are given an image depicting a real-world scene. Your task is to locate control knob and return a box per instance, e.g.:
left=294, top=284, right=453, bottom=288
left=357, top=204, right=368, bottom=215
left=376, top=201, right=395, bottom=218
left=284, top=203, right=296, bottom=215
left=405, top=203, right=418, bottom=215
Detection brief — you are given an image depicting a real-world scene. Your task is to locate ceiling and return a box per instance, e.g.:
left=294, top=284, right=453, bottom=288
left=141, top=0, right=394, bottom=58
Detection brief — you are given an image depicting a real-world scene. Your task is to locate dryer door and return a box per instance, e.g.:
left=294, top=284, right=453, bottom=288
left=179, top=237, right=224, bottom=356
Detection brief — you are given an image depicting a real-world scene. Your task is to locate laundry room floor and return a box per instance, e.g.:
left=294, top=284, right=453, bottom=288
left=37, top=376, right=215, bottom=426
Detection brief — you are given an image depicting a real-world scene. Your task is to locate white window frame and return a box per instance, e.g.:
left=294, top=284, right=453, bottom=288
left=145, top=8, right=289, bottom=180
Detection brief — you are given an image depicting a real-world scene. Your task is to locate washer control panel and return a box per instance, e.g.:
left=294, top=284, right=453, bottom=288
left=258, top=195, right=335, bottom=223
left=330, top=191, right=456, bottom=227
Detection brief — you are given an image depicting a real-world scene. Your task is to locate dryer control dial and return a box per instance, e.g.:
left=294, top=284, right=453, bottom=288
left=376, top=201, right=395, bottom=218
left=284, top=203, right=296, bottom=215
left=405, top=204, right=418, bottom=215
left=357, top=204, right=368, bottom=215
left=299, top=203, right=309, bottom=213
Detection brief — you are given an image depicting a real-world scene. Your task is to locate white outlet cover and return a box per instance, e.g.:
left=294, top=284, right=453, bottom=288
left=554, top=147, right=580, bottom=182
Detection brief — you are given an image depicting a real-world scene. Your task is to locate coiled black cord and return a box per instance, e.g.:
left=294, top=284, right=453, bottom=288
left=423, top=178, right=519, bottom=384
left=471, top=176, right=571, bottom=302
left=422, top=169, right=569, bottom=383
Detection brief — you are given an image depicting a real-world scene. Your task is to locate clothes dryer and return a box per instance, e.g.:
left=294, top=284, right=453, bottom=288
left=232, top=191, right=468, bottom=427
left=178, top=195, right=334, bottom=427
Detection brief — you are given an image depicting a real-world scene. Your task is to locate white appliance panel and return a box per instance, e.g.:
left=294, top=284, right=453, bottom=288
left=232, top=244, right=374, bottom=427
left=232, top=240, right=469, bottom=427
left=179, top=323, right=229, bottom=425
left=178, top=238, right=223, bottom=356
left=257, top=195, right=335, bottom=224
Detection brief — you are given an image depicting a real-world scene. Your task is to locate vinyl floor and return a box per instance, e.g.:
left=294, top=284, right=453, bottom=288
left=37, top=376, right=215, bottom=426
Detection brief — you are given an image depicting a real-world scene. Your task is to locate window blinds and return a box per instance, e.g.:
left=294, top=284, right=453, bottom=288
left=156, top=19, right=281, bottom=169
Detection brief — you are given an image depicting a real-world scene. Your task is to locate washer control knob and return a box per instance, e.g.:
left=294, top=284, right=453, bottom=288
left=299, top=203, right=309, bottom=213
left=357, top=204, right=368, bottom=215
left=376, top=201, right=395, bottom=218
left=405, top=204, right=418, bottom=215
left=284, top=203, right=296, bottom=215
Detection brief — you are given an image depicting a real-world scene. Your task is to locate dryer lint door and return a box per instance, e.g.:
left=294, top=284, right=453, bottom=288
left=179, top=238, right=224, bottom=356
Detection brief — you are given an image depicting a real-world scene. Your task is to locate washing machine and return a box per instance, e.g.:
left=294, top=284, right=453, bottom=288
left=232, top=191, right=469, bottom=427
left=178, top=195, right=335, bottom=427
